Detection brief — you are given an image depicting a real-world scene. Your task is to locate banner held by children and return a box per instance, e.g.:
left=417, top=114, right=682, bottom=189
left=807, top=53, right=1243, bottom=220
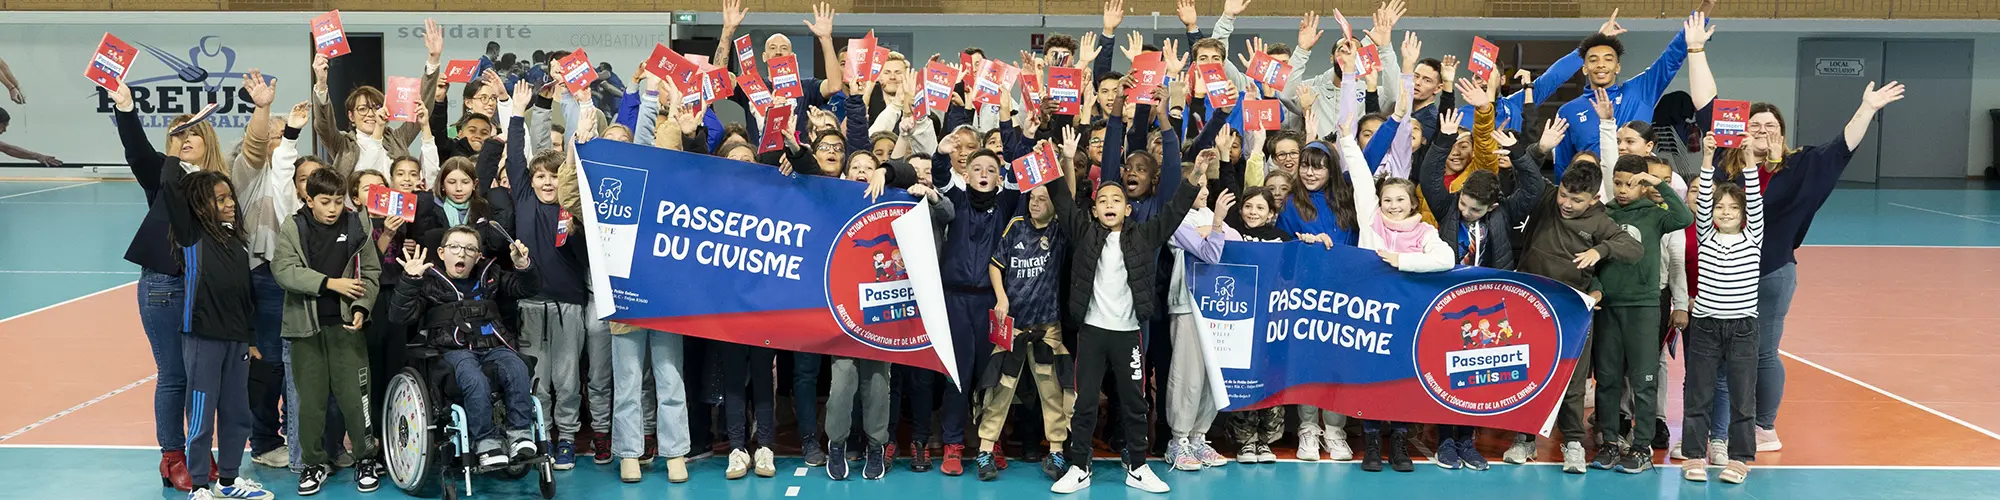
left=576, top=140, right=960, bottom=385
left=1190, top=241, right=1591, bottom=435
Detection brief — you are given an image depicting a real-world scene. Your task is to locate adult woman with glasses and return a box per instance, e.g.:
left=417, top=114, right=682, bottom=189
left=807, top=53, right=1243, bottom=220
left=312, top=19, right=445, bottom=178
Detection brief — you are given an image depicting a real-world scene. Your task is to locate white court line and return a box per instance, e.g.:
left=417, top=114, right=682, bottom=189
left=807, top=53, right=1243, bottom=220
left=1889, top=203, right=2000, bottom=226
left=785, top=486, right=801, bottom=497
left=0, top=281, right=136, bottom=325
left=0, top=182, right=96, bottom=201
left=1782, top=350, right=2000, bottom=442
left=0, top=270, right=140, bottom=275
left=0, top=375, right=156, bottom=443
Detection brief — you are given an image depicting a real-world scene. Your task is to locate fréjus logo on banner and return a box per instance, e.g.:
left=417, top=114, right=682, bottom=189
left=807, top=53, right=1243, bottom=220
left=575, top=140, right=958, bottom=386
left=93, top=36, right=270, bottom=129
left=1190, top=241, right=1590, bottom=435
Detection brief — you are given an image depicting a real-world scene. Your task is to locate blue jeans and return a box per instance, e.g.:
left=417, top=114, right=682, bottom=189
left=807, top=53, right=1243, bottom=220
left=443, top=348, right=537, bottom=453
left=1709, top=263, right=1798, bottom=433
left=611, top=330, right=689, bottom=459
left=247, top=265, right=286, bottom=454
left=139, top=270, right=187, bottom=452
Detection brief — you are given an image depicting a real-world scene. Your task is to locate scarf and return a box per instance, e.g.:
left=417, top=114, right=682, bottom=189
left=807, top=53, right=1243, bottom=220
left=441, top=196, right=470, bottom=227
left=1371, top=213, right=1434, bottom=254
left=968, top=187, right=998, bottom=212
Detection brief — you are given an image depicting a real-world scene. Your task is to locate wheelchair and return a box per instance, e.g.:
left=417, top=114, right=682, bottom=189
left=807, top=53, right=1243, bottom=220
left=380, top=344, right=556, bottom=499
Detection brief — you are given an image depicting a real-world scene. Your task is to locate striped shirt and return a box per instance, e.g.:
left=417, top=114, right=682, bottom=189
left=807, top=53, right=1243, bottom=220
left=1692, top=164, right=1764, bottom=319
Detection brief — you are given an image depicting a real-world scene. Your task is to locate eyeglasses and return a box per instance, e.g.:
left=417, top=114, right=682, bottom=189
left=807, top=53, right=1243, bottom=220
left=440, top=244, right=481, bottom=256
left=470, top=95, right=500, bottom=103
left=1274, top=151, right=1301, bottom=159
left=351, top=104, right=385, bottom=112
left=816, top=143, right=844, bottom=153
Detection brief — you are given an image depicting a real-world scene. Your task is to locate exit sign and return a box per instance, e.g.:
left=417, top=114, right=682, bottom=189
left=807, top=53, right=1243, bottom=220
left=675, top=12, right=698, bottom=23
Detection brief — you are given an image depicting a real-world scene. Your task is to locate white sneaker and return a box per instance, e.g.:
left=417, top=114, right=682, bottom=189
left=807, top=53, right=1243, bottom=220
left=1193, top=440, right=1230, bottom=467
left=187, top=488, right=216, bottom=500
left=1324, top=433, right=1353, bottom=462
left=1296, top=429, right=1322, bottom=461
left=1503, top=435, right=1536, bottom=464
left=754, top=447, right=777, bottom=477
left=1561, top=442, right=1586, bottom=474
left=1669, top=440, right=1688, bottom=461
left=251, top=447, right=290, bottom=468
left=725, top=449, right=751, bottom=479
left=1755, top=428, right=1782, bottom=452
left=1051, top=465, right=1092, bottom=494
left=1710, top=439, right=1730, bottom=464
left=1124, top=463, right=1170, bottom=493
left=211, top=477, right=274, bottom=499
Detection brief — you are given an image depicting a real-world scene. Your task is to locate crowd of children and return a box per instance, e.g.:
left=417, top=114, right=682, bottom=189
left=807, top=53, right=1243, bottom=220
left=110, top=0, right=1909, bottom=498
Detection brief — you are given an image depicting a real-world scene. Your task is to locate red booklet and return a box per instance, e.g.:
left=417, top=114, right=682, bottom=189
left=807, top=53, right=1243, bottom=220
left=443, top=60, right=480, bottom=83
left=1357, top=45, right=1382, bottom=78
left=1010, top=141, right=1062, bottom=191
left=989, top=310, right=1016, bottom=350
left=759, top=105, right=794, bottom=154
left=1020, top=72, right=1044, bottom=108
left=1244, top=99, right=1282, bottom=131
left=768, top=55, right=803, bottom=99
left=960, top=52, right=977, bottom=87
left=1470, top=36, right=1500, bottom=82
left=1712, top=99, right=1750, bottom=148
left=644, top=44, right=703, bottom=99
left=971, top=59, right=1019, bottom=108
left=554, top=49, right=596, bottom=99
left=364, top=184, right=418, bottom=222
left=845, top=38, right=874, bottom=84
left=384, top=76, right=422, bottom=123
left=1247, top=51, right=1290, bottom=92
left=1196, top=62, right=1235, bottom=108
left=1047, top=67, right=1082, bottom=116
left=311, top=11, right=350, bottom=58
left=917, top=61, right=958, bottom=118
left=699, top=64, right=734, bottom=104
left=733, top=34, right=757, bottom=72
left=84, top=33, right=138, bottom=91
left=867, top=46, right=891, bottom=83
left=738, top=72, right=774, bottom=113
left=1334, top=8, right=1354, bottom=42
left=1128, top=52, right=1166, bottom=105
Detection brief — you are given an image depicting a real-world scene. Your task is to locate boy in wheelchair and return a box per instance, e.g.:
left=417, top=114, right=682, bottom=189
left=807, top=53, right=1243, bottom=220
left=391, top=226, right=542, bottom=468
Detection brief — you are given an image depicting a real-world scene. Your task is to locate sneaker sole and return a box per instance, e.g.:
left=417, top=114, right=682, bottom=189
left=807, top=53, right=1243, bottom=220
left=554, top=463, right=575, bottom=470
left=1434, top=460, right=1459, bottom=470
left=1615, top=465, right=1652, bottom=474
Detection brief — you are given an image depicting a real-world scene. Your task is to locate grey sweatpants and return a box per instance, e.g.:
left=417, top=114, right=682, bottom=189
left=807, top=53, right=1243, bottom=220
left=825, top=357, right=892, bottom=447
left=520, top=299, right=613, bottom=441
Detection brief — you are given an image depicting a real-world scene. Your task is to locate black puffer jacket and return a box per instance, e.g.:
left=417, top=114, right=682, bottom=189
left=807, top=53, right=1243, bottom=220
left=1047, top=176, right=1200, bottom=328
left=391, top=259, right=540, bottom=351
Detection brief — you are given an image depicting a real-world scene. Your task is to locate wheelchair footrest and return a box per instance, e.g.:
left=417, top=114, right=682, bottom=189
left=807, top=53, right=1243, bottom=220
left=470, top=456, right=551, bottom=474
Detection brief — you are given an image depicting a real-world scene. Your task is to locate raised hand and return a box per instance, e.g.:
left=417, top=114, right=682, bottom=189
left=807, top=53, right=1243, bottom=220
left=806, top=2, right=835, bottom=39
left=1401, top=31, right=1422, bottom=74
left=1077, top=31, right=1102, bottom=67
left=1162, top=38, right=1188, bottom=75
left=1369, top=0, right=1405, bottom=45
left=511, top=80, right=533, bottom=116
left=242, top=69, right=275, bottom=108
left=1224, top=0, right=1252, bottom=17
left=1439, top=108, right=1463, bottom=135
left=400, top=246, right=432, bottom=276
left=510, top=240, right=532, bottom=269
left=1103, top=0, right=1125, bottom=34
left=424, top=18, right=445, bottom=62
left=1456, top=78, right=1492, bottom=109
left=287, top=101, right=311, bottom=129
left=1590, top=86, right=1613, bottom=120
left=106, top=80, right=135, bottom=111
left=1121, top=31, right=1145, bottom=62
left=480, top=69, right=505, bottom=95
left=1212, top=190, right=1236, bottom=228
left=312, top=53, right=330, bottom=86
left=1492, top=129, right=1518, bottom=148
left=1599, top=8, right=1627, bottom=37
left=1061, top=125, right=1081, bottom=162
left=1539, top=118, right=1569, bottom=153
left=1335, top=38, right=1358, bottom=74
left=722, top=0, right=749, bottom=30
left=1297, top=11, right=1323, bottom=52
left=1861, top=80, right=1906, bottom=110
left=1176, top=0, right=1198, bottom=31
left=1439, top=55, right=1459, bottom=86
left=1701, top=132, right=1717, bottom=162
left=1685, top=12, right=1714, bottom=50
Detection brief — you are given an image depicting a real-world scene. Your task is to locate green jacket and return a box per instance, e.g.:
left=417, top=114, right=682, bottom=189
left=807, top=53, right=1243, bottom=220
left=1599, top=181, right=1695, bottom=307
left=274, top=211, right=382, bottom=338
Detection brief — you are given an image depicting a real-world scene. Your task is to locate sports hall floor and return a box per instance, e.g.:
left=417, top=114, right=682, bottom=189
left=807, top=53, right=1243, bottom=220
left=1, top=179, right=1996, bottom=499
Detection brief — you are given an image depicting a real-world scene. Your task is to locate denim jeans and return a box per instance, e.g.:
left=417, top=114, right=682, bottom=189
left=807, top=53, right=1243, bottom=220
left=1709, top=263, right=1798, bottom=432
left=139, top=270, right=188, bottom=452
left=611, top=330, right=690, bottom=459
left=1683, top=317, right=1759, bottom=463
left=247, top=265, right=287, bottom=454
left=442, top=348, right=537, bottom=453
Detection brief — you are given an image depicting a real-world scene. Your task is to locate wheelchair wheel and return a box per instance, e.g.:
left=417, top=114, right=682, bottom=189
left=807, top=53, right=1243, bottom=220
left=538, top=461, right=556, bottom=499
left=384, top=368, right=443, bottom=497
left=501, top=463, right=529, bottom=479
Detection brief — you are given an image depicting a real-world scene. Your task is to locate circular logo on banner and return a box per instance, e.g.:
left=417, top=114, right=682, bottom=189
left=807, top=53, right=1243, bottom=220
left=1411, top=279, right=1564, bottom=416
left=824, top=202, right=931, bottom=351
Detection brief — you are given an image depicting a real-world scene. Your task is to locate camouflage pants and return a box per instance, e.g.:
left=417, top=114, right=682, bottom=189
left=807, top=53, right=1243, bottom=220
left=1226, top=407, right=1285, bottom=446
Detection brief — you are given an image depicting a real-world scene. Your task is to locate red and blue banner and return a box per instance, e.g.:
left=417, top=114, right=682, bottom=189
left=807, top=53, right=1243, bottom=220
left=574, top=140, right=960, bottom=385
left=1190, top=242, right=1591, bottom=435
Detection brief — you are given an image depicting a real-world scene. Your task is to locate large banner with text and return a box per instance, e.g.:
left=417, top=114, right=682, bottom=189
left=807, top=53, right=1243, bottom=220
left=1190, top=242, right=1592, bottom=435
left=575, top=140, right=958, bottom=386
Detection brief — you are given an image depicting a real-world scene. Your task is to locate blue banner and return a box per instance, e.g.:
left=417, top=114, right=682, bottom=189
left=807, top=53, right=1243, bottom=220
left=1190, top=241, right=1592, bottom=434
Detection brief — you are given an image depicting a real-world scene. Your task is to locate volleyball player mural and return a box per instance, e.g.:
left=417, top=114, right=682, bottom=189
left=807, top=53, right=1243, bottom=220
left=574, top=139, right=960, bottom=386
left=1189, top=241, right=1591, bottom=435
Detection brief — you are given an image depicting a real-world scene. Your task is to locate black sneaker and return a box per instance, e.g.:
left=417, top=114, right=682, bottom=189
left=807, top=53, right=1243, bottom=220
left=1360, top=431, right=1384, bottom=472
left=511, top=438, right=539, bottom=463
left=975, top=451, right=1000, bottom=481
left=863, top=444, right=888, bottom=480
left=1041, top=451, right=1067, bottom=481
left=1615, top=448, right=1654, bottom=474
left=1590, top=442, right=1623, bottom=470
left=804, top=439, right=829, bottom=467
left=1388, top=430, right=1415, bottom=472
left=297, top=465, right=328, bottom=496
left=356, top=458, right=384, bottom=492
left=1651, top=420, right=1672, bottom=450
left=826, top=443, right=850, bottom=480
left=909, top=441, right=932, bottom=472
